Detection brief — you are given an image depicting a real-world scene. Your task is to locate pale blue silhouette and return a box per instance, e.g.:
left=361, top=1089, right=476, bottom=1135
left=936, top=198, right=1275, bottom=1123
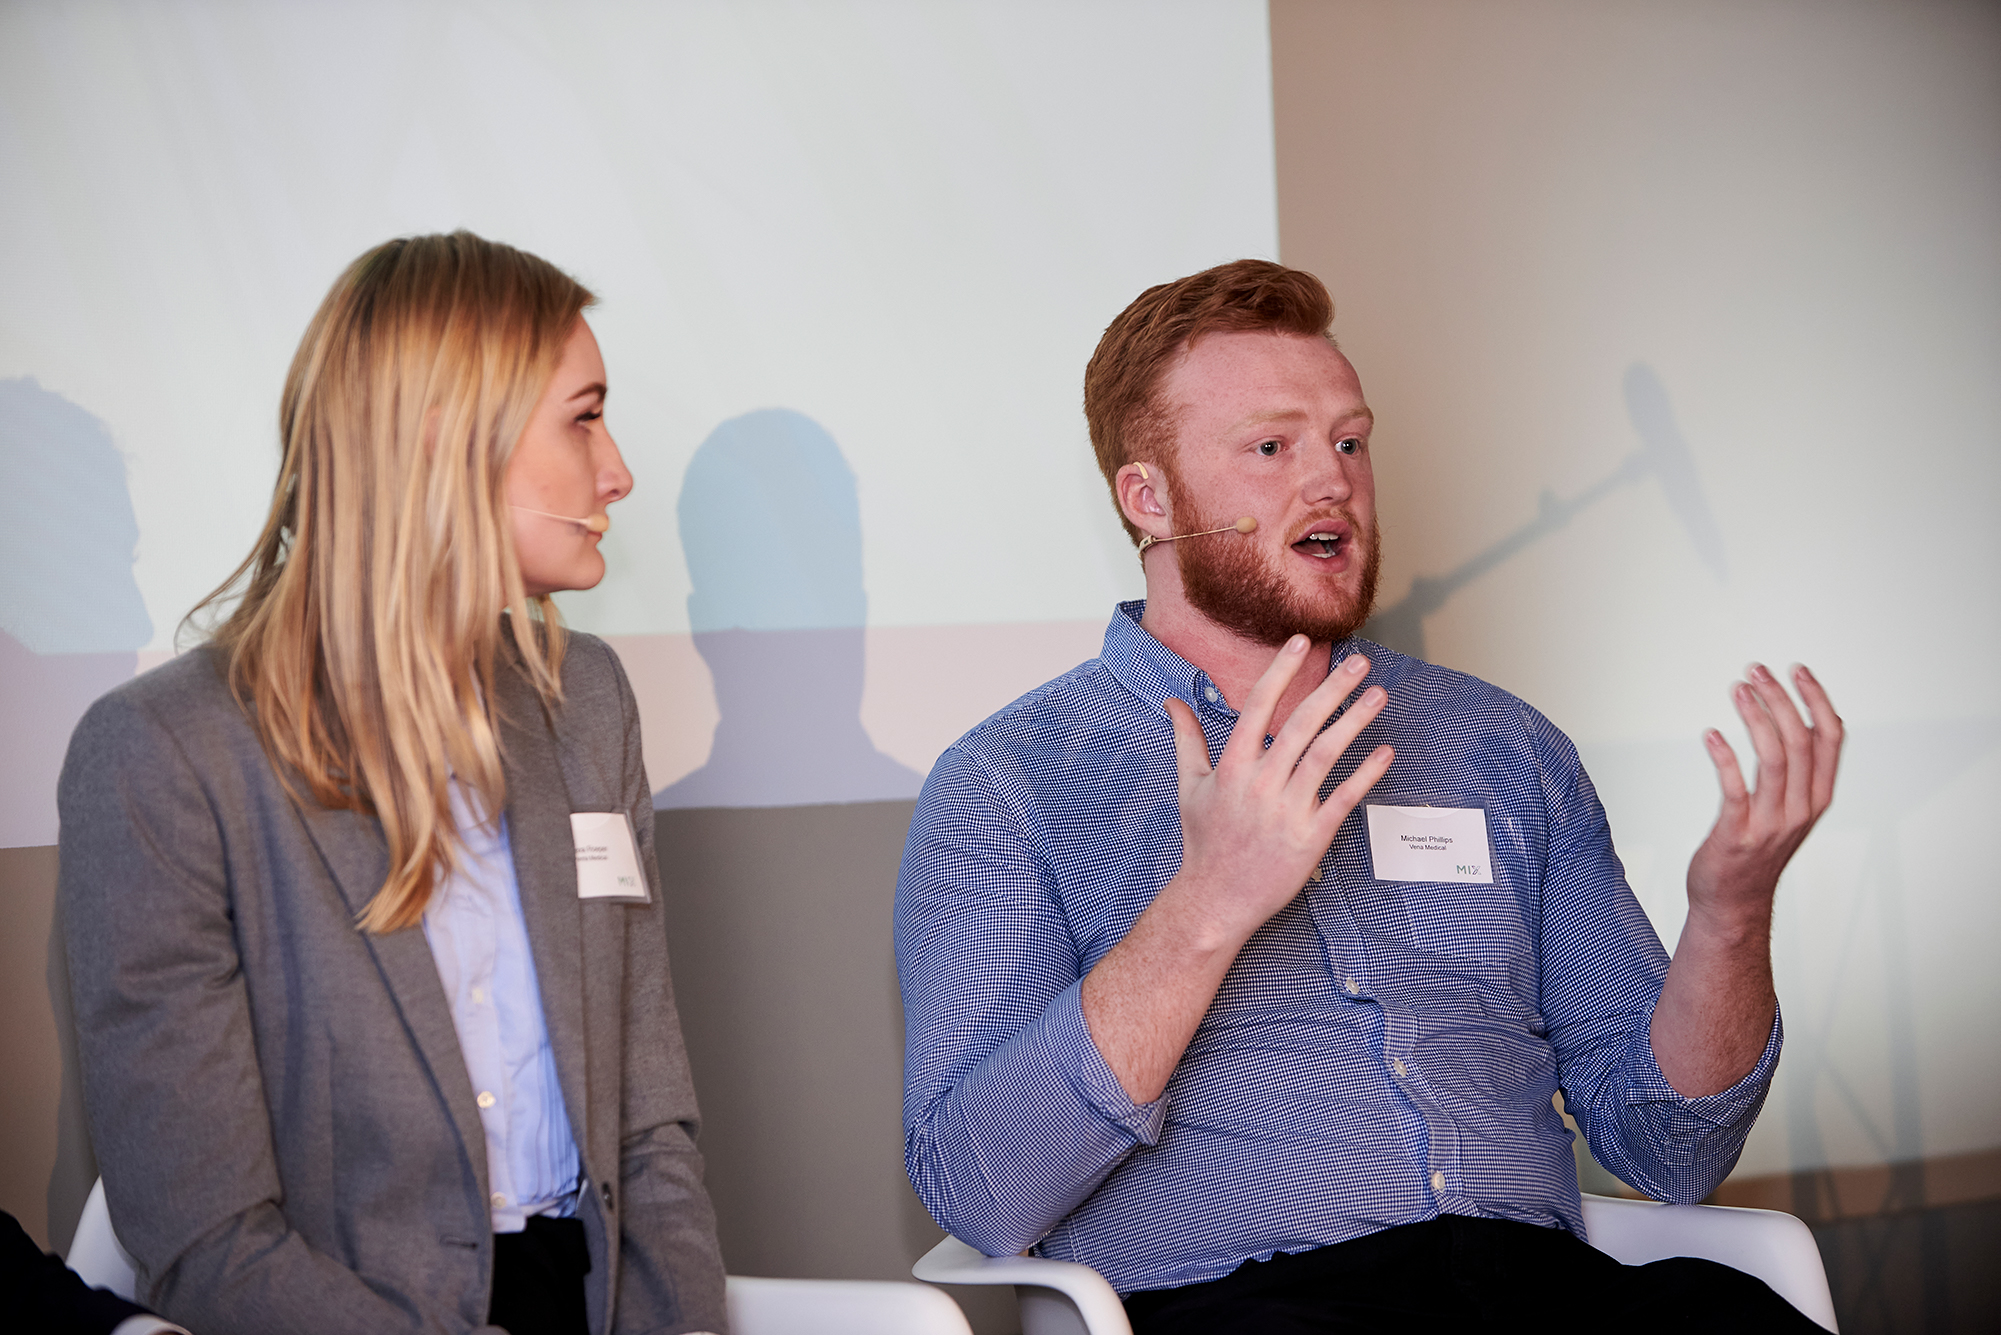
left=1, top=376, right=152, bottom=847
left=655, top=410, right=920, bottom=810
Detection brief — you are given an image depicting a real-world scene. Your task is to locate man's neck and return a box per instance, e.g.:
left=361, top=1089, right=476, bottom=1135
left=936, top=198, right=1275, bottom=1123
left=1137, top=579, right=1334, bottom=735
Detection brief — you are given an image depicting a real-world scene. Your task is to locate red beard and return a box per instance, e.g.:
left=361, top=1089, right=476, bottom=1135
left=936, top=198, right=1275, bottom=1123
left=1164, top=474, right=1382, bottom=648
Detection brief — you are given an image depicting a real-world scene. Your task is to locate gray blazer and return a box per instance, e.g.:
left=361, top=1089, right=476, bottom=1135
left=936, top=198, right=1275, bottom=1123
left=58, top=632, right=727, bottom=1334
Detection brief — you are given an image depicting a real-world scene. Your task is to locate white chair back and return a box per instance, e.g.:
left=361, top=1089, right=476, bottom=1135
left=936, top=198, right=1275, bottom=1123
left=1580, top=1193, right=1837, bottom=1331
left=727, top=1275, right=975, bottom=1334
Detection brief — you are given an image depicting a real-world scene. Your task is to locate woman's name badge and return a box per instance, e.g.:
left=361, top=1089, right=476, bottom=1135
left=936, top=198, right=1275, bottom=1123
left=570, top=812, right=649, bottom=902
left=1365, top=805, right=1494, bottom=884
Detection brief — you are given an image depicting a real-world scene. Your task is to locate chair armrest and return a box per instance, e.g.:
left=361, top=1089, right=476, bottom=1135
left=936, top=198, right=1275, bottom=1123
left=1580, top=1193, right=1837, bottom=1332
left=913, top=1235, right=1133, bottom=1335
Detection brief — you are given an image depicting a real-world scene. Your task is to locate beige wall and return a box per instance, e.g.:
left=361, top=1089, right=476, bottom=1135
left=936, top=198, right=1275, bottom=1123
left=1273, top=0, right=2001, bottom=1185
left=0, top=847, right=96, bottom=1254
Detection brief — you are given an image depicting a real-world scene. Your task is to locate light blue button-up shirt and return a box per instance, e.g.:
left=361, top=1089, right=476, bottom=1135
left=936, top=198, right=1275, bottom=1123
left=896, top=602, right=1780, bottom=1293
left=424, top=782, right=581, bottom=1233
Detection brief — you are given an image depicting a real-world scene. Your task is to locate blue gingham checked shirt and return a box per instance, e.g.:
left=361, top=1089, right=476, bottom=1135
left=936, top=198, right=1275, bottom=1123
left=895, top=602, right=1781, bottom=1294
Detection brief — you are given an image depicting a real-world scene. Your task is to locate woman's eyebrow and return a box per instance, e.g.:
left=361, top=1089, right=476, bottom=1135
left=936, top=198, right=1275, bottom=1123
left=567, top=381, right=607, bottom=402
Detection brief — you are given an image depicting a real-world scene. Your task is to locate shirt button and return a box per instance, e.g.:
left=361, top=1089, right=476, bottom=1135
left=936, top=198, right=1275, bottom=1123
left=1431, top=1171, right=1446, bottom=1193
left=491, top=1192, right=508, bottom=1208
left=1203, top=686, right=1220, bottom=703
left=1345, top=978, right=1359, bottom=995
left=600, top=1182, right=615, bottom=1210
left=1391, top=1058, right=1407, bottom=1077
left=476, top=1091, right=496, bottom=1109
left=471, top=987, right=486, bottom=1004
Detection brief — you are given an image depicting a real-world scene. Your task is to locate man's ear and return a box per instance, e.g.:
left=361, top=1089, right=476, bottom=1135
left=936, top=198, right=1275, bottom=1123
left=1116, top=461, right=1171, bottom=542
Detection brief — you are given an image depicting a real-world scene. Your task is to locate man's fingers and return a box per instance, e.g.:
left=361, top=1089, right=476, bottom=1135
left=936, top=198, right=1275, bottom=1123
left=1222, top=634, right=1313, bottom=768
left=1268, top=652, right=1373, bottom=774
left=1293, top=682, right=1387, bottom=794
left=1705, top=727, right=1750, bottom=812
left=1732, top=680, right=1788, bottom=826
left=1164, top=697, right=1213, bottom=787
left=1316, top=743, right=1395, bottom=839
left=1746, top=663, right=1815, bottom=826
left=1793, top=664, right=1845, bottom=816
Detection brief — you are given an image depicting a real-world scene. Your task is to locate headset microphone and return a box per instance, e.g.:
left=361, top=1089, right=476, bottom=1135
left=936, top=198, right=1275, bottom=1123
left=1130, top=462, right=1257, bottom=558
left=512, top=505, right=610, bottom=534
left=1136, top=515, right=1257, bottom=558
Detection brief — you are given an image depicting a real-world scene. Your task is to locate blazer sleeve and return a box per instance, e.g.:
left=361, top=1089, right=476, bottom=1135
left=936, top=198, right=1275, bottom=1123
left=600, top=645, right=729, bottom=1333
left=57, top=686, right=486, bottom=1334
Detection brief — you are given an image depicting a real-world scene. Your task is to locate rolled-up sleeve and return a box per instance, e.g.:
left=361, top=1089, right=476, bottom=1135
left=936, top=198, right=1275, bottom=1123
left=895, top=748, right=1164, bottom=1257
left=1581, top=1004, right=1782, bottom=1203
left=1531, top=710, right=1780, bottom=1205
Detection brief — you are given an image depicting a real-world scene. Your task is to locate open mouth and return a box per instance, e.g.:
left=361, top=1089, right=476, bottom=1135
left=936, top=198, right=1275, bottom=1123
left=1291, top=529, right=1346, bottom=560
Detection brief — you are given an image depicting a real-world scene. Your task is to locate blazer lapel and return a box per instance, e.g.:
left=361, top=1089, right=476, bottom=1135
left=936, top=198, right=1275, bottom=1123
left=293, top=800, right=487, bottom=1188
left=492, top=657, right=592, bottom=1162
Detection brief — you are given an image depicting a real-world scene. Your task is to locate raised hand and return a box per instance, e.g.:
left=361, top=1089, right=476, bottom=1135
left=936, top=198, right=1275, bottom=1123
left=1687, top=663, right=1843, bottom=926
left=1083, top=635, right=1392, bottom=1104
left=1164, top=634, right=1394, bottom=945
left=1653, top=663, right=1843, bottom=1096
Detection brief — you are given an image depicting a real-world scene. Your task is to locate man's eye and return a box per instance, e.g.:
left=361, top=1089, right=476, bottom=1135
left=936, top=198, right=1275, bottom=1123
left=1336, top=437, right=1361, bottom=456
left=1257, top=439, right=1280, bottom=457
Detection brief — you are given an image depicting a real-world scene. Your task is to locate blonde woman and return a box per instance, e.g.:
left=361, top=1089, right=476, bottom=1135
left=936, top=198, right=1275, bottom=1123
left=58, top=233, right=726, bottom=1334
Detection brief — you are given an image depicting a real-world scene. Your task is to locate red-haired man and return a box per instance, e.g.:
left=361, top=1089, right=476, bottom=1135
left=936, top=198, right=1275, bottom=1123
left=895, top=261, right=1840, bottom=1331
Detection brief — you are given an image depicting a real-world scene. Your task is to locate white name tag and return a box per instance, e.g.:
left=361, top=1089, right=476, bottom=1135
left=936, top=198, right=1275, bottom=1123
left=570, top=812, right=649, bottom=902
left=1365, top=805, right=1494, bottom=883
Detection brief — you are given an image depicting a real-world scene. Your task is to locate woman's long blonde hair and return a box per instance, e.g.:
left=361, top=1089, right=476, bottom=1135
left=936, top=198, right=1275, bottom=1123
left=195, top=231, right=595, bottom=933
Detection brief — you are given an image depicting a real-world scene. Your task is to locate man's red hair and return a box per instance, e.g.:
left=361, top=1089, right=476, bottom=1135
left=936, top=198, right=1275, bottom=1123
left=1083, top=259, right=1335, bottom=546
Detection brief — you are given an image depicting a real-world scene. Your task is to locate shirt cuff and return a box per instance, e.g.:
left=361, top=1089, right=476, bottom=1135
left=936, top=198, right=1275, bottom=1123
left=112, top=1318, right=192, bottom=1335
left=1044, top=978, right=1169, bottom=1146
left=1624, top=1002, right=1784, bottom=1124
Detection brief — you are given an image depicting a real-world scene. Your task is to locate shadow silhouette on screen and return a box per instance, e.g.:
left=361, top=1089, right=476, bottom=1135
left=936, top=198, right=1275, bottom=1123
left=1, top=376, right=153, bottom=848
left=653, top=409, right=922, bottom=810
left=1361, top=363, right=1725, bottom=660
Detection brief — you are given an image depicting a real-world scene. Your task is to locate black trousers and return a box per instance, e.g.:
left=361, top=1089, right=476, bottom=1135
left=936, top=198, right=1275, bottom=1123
left=489, top=1216, right=591, bottom=1335
left=1122, top=1215, right=1825, bottom=1335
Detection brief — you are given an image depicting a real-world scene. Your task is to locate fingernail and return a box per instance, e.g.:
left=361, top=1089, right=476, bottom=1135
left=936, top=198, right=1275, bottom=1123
left=1364, top=685, right=1385, bottom=704
left=1288, top=634, right=1308, bottom=654
left=1735, top=683, right=1754, bottom=703
left=1794, top=664, right=1814, bottom=682
left=1347, top=655, right=1369, bottom=675
left=1749, top=663, right=1773, bottom=683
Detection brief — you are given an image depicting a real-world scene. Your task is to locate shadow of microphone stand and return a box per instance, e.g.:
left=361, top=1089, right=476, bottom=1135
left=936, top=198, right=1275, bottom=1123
left=1360, top=363, right=1728, bottom=662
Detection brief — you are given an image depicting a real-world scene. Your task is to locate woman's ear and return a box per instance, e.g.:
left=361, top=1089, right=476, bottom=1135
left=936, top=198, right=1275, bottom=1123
left=1116, top=461, right=1171, bottom=541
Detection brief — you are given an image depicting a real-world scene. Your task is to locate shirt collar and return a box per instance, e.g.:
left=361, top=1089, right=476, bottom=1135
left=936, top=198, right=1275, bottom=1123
left=1100, top=599, right=1364, bottom=723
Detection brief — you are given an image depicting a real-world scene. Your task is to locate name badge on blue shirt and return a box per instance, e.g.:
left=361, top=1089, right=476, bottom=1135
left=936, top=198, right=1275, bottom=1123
left=570, top=812, right=649, bottom=901
left=1364, top=804, right=1494, bottom=883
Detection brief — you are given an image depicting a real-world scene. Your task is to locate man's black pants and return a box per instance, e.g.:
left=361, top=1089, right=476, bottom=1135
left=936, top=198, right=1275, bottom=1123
left=1122, top=1215, right=1825, bottom=1334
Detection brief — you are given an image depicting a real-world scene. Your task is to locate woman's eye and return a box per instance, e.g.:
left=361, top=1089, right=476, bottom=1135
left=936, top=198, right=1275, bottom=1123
left=1256, top=439, right=1280, bottom=457
left=1336, top=437, right=1361, bottom=456
left=577, top=410, right=603, bottom=425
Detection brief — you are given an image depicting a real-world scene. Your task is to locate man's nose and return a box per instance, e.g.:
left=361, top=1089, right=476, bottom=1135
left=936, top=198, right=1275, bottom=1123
left=1301, top=440, right=1355, bottom=506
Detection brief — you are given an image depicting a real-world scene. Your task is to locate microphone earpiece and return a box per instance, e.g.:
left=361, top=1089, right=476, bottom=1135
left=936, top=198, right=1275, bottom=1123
left=1129, top=463, right=1256, bottom=557
left=512, top=505, right=609, bottom=534
left=1136, top=515, right=1257, bottom=558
